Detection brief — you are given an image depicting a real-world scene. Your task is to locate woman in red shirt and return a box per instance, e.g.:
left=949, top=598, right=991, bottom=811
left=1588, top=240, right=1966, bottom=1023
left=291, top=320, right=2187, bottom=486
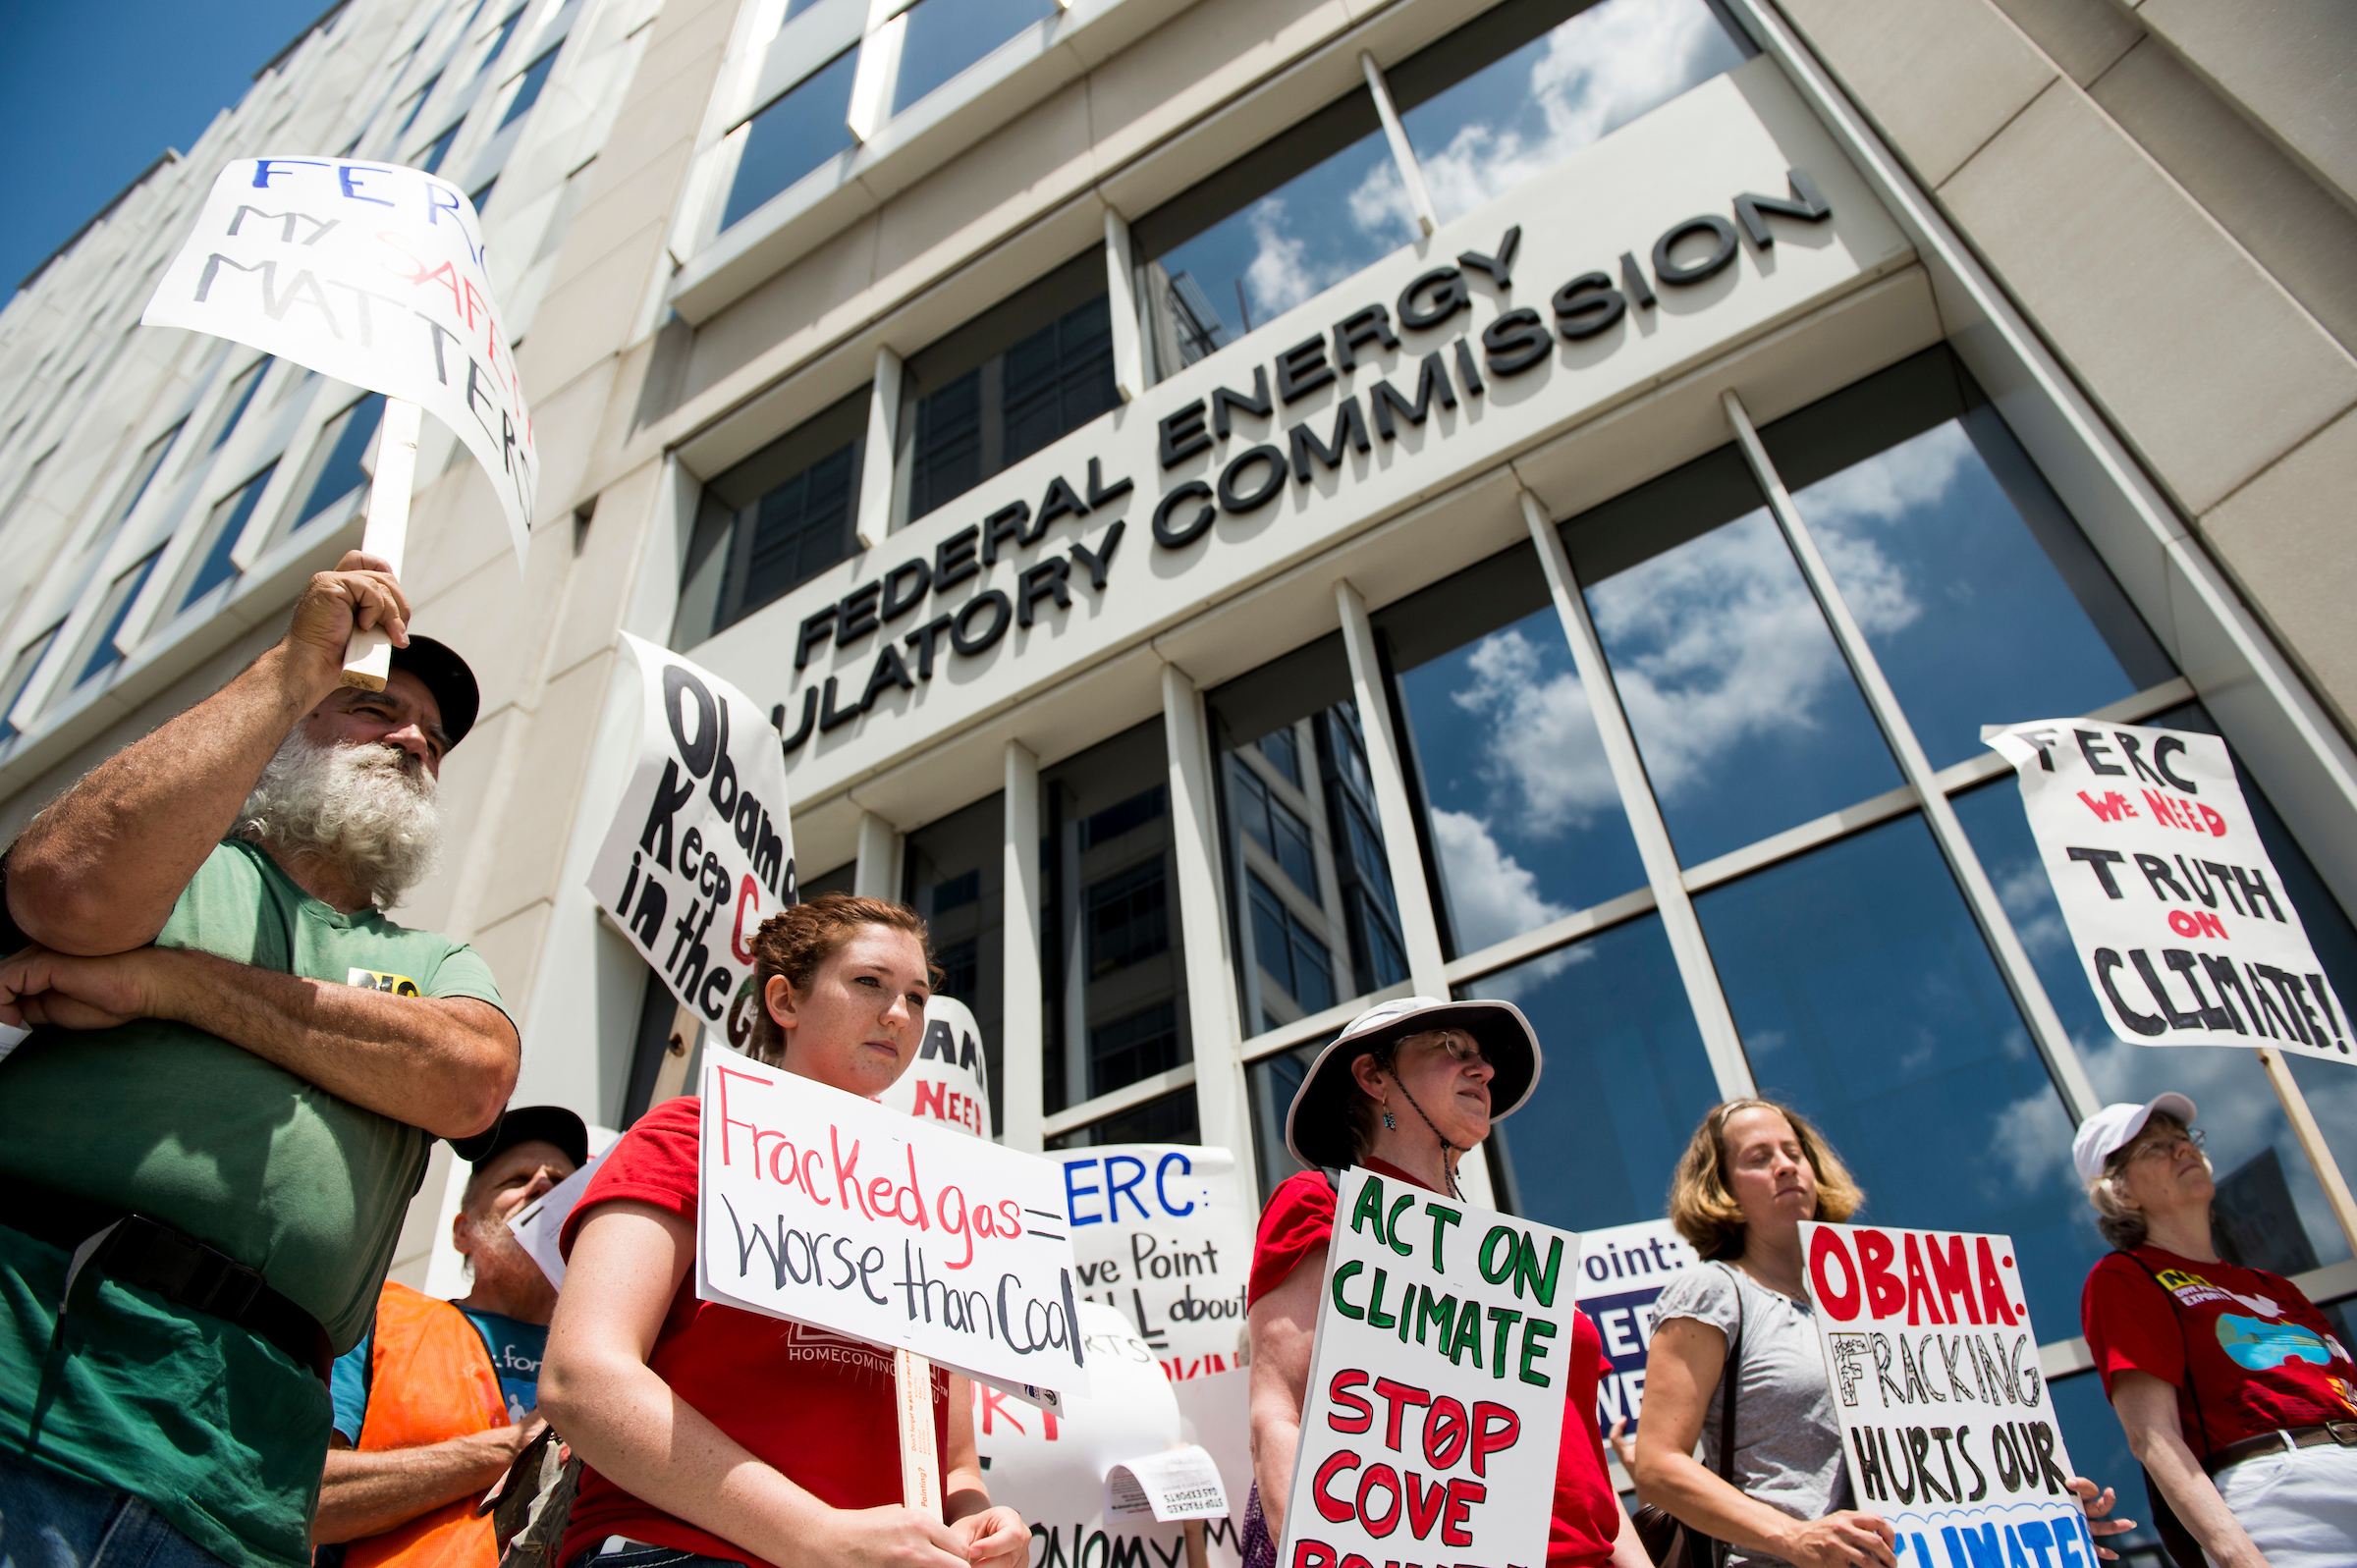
left=1240, top=996, right=1647, bottom=1568
left=538, top=895, right=1027, bottom=1568
left=2076, top=1093, right=2357, bottom=1568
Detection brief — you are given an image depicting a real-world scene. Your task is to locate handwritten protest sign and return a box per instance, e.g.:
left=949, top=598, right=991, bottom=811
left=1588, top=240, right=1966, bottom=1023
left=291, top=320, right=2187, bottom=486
left=697, top=1038, right=1087, bottom=1406
left=1801, top=1222, right=2100, bottom=1567
left=1573, top=1218, right=1699, bottom=1441
left=978, top=1303, right=1242, bottom=1568
left=592, top=636, right=795, bottom=1028
left=1282, top=1169, right=1577, bottom=1568
left=1060, top=1145, right=1250, bottom=1375
left=142, top=157, right=535, bottom=564
left=879, top=995, right=995, bottom=1140
left=1986, top=720, right=2350, bottom=1060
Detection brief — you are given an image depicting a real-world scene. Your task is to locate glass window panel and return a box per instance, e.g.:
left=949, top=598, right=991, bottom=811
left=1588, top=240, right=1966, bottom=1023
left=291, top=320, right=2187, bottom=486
left=1047, top=1088, right=1200, bottom=1150
left=1208, top=634, right=1406, bottom=1031
left=1396, top=0, right=1748, bottom=227
left=724, top=47, right=858, bottom=231
left=675, top=389, right=866, bottom=647
left=396, top=75, right=440, bottom=137
left=94, top=422, right=183, bottom=547
left=904, top=792, right=1007, bottom=1131
left=413, top=121, right=462, bottom=174
left=196, top=355, right=271, bottom=454
left=1572, top=447, right=1901, bottom=868
left=1765, top=349, right=2177, bottom=768
left=0, top=623, right=63, bottom=744
left=476, top=9, right=523, bottom=76
left=499, top=47, right=559, bottom=129
left=1952, top=699, right=2357, bottom=1271
left=1693, top=812, right=2098, bottom=1334
left=1043, top=721, right=1188, bottom=1113
left=65, top=551, right=164, bottom=693
left=891, top=0, right=1059, bottom=116
left=1460, top=912, right=1721, bottom=1230
left=1246, top=1036, right=1332, bottom=1199
left=801, top=860, right=856, bottom=898
left=898, top=250, right=1115, bottom=524
left=1381, top=542, right=1643, bottom=956
left=172, top=462, right=277, bottom=611
left=288, top=393, right=387, bottom=535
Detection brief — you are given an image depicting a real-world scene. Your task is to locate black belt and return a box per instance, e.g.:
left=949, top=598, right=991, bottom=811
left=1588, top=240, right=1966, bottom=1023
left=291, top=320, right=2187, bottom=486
left=2204, top=1421, right=2357, bottom=1476
left=0, top=1172, right=332, bottom=1379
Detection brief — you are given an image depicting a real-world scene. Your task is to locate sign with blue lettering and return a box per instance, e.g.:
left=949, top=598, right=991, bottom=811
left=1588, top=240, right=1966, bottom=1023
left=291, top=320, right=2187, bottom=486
left=1572, top=1217, right=1698, bottom=1441
left=141, top=156, right=537, bottom=564
left=1057, top=1144, right=1249, bottom=1376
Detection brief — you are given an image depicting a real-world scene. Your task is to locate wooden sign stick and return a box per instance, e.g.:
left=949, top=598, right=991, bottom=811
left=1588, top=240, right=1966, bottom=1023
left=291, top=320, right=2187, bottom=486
left=894, top=1348, right=945, bottom=1520
left=342, top=397, right=424, bottom=691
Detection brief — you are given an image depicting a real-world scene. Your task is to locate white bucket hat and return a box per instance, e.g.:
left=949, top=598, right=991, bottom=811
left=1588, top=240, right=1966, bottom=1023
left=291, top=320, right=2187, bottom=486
left=2071, top=1093, right=2197, bottom=1186
left=1283, top=996, right=1542, bottom=1171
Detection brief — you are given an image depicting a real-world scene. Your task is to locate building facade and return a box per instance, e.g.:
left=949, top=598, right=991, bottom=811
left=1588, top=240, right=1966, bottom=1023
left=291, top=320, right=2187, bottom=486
left=1, top=0, right=2352, bottom=1545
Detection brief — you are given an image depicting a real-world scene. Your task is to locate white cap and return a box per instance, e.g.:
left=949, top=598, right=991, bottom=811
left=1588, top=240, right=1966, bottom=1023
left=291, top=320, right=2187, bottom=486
left=2071, top=1093, right=2197, bottom=1186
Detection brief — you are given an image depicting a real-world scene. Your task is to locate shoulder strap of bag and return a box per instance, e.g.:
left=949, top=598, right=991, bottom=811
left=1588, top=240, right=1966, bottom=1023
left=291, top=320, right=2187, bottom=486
left=1706, top=1263, right=1744, bottom=1568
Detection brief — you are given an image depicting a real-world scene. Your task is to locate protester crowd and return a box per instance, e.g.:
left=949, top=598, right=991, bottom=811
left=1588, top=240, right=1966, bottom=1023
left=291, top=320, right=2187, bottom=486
left=0, top=554, right=2349, bottom=1568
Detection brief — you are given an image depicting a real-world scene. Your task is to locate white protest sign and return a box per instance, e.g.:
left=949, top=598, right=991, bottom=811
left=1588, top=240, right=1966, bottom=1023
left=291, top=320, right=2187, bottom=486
left=141, top=157, right=536, bottom=564
left=1172, top=1370, right=1252, bottom=1566
left=1281, top=1168, right=1576, bottom=1568
left=1109, top=1446, right=1230, bottom=1523
left=592, top=635, right=795, bottom=1029
left=1801, top=1221, right=2099, bottom=1568
left=878, top=995, right=995, bottom=1140
left=1059, top=1146, right=1251, bottom=1375
left=697, top=1038, right=1088, bottom=1406
left=512, top=1142, right=617, bottom=1290
left=976, top=1304, right=1241, bottom=1568
left=1572, top=1218, right=1699, bottom=1441
left=1986, top=720, right=2351, bottom=1060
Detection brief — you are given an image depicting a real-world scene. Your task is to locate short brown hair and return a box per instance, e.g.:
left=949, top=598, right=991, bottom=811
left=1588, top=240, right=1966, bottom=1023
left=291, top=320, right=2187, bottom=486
left=1667, top=1098, right=1862, bottom=1260
left=743, top=892, right=932, bottom=1066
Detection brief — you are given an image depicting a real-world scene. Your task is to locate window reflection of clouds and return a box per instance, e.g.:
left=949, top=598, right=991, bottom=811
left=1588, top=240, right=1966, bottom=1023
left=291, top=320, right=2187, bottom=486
left=1585, top=509, right=1901, bottom=866
left=1395, top=605, right=1643, bottom=960
left=1396, top=0, right=1746, bottom=227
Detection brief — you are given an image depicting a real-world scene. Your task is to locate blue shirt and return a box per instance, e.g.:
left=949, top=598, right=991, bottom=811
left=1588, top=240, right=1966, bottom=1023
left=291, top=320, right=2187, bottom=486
left=330, top=1306, right=547, bottom=1441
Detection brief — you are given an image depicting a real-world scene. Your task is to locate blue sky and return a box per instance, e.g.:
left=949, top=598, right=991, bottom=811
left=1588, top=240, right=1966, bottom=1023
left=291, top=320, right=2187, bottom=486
left=0, top=1, right=333, bottom=293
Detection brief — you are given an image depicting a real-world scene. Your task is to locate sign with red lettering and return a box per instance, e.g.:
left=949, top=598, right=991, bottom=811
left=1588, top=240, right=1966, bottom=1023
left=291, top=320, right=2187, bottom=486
left=141, top=156, right=536, bottom=564
left=1279, top=1169, right=1575, bottom=1568
left=1800, top=1222, right=2098, bottom=1567
left=591, top=636, right=794, bottom=1029
left=1986, top=720, right=2350, bottom=1059
left=878, top=995, right=995, bottom=1140
left=697, top=1037, right=1088, bottom=1407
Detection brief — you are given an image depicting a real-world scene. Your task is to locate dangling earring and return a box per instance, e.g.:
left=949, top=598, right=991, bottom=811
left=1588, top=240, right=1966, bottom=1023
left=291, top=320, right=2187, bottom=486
left=1382, top=1105, right=1398, bottom=1130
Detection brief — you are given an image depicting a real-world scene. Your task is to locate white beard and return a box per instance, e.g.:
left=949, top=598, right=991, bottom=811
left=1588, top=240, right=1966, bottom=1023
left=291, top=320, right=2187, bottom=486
left=237, top=732, right=442, bottom=908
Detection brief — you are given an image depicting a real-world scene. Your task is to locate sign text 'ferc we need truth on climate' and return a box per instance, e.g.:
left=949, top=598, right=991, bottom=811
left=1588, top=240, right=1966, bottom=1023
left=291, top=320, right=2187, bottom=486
left=697, top=1039, right=1088, bottom=1409
left=1282, top=1169, right=1577, bottom=1568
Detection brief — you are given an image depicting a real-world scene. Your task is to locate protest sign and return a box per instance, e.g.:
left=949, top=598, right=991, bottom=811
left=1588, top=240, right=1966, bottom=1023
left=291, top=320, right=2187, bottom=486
left=977, top=1303, right=1242, bottom=1568
left=592, top=635, right=795, bottom=1029
left=512, top=1142, right=617, bottom=1290
left=1987, top=719, right=2350, bottom=1060
left=1801, top=1221, right=2100, bottom=1567
left=1059, top=1145, right=1251, bottom=1375
left=1281, top=1169, right=1577, bottom=1568
left=1573, top=1218, right=1699, bottom=1441
left=142, top=157, right=536, bottom=565
left=697, top=1038, right=1087, bottom=1406
left=879, top=995, right=995, bottom=1140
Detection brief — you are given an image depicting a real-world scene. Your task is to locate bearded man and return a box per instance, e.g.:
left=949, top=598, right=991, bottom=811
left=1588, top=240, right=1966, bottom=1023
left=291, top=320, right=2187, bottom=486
left=314, top=1108, right=586, bottom=1568
left=0, top=552, right=520, bottom=1568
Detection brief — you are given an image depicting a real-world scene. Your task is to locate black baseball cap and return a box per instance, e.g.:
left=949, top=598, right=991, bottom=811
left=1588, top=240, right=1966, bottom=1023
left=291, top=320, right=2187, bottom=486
left=390, top=635, right=480, bottom=749
left=450, top=1105, right=589, bottom=1171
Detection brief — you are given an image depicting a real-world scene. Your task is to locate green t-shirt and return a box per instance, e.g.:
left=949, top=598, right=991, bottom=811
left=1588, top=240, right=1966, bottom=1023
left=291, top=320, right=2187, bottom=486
left=0, top=838, right=508, bottom=1568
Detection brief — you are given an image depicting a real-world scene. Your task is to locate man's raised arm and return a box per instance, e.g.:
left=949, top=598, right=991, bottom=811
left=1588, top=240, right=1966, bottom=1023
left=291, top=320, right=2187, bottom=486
left=6, top=552, right=411, bottom=955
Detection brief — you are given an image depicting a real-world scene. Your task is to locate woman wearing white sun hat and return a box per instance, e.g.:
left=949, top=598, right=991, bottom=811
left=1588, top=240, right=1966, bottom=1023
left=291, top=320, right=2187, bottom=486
left=1235, top=995, right=1650, bottom=1568
left=2077, top=1092, right=2357, bottom=1568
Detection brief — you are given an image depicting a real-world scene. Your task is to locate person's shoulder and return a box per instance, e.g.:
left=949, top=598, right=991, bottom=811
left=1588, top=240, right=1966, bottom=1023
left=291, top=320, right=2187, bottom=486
left=1263, top=1167, right=1338, bottom=1220
left=1651, top=1259, right=1736, bottom=1315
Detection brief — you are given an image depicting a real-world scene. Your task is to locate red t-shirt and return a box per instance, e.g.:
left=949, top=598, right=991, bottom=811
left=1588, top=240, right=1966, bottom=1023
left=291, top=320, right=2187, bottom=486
left=1248, top=1166, right=1621, bottom=1568
left=556, top=1097, right=952, bottom=1568
left=2081, top=1246, right=2357, bottom=1454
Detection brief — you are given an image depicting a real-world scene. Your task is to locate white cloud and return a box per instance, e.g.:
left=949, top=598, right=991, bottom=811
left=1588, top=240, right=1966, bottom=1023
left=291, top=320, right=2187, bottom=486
left=1241, top=197, right=1335, bottom=318
left=1430, top=808, right=1573, bottom=978
left=1992, top=859, right=2070, bottom=960
left=1446, top=628, right=1621, bottom=837
left=1388, top=0, right=1730, bottom=226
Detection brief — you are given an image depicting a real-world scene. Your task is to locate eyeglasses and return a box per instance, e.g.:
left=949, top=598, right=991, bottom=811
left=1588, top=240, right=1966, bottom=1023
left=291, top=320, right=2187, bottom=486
left=2127, top=1127, right=2207, bottom=1162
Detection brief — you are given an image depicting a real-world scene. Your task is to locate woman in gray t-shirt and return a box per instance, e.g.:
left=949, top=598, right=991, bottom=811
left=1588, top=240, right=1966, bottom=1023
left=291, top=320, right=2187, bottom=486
left=1632, top=1100, right=1895, bottom=1568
